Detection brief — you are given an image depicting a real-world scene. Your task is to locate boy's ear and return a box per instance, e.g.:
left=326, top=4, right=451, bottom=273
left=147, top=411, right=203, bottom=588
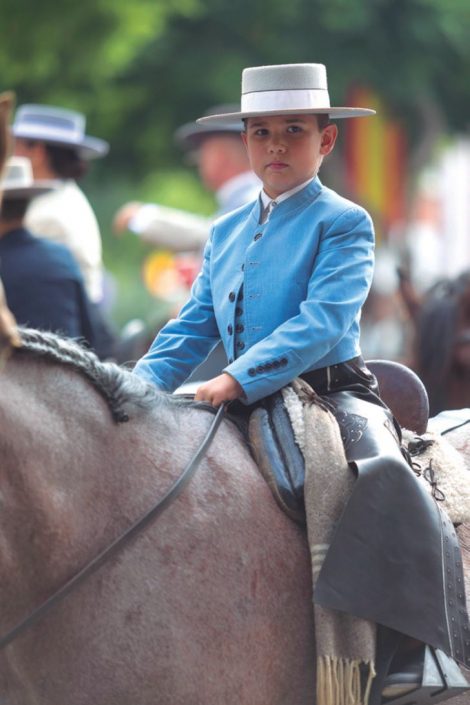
left=320, top=124, right=338, bottom=155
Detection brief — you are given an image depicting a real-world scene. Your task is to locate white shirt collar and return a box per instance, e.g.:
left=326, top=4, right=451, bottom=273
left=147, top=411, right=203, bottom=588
left=260, top=176, right=315, bottom=210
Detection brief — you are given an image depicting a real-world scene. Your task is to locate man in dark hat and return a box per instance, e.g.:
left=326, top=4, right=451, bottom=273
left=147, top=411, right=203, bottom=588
left=0, top=156, right=111, bottom=357
left=113, top=105, right=260, bottom=251
left=113, top=105, right=260, bottom=384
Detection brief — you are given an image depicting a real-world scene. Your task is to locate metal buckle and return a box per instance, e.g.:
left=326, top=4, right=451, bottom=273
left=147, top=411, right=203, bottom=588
left=326, top=365, right=332, bottom=391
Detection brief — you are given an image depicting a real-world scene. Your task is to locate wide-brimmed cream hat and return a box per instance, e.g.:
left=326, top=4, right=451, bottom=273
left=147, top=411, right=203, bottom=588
left=197, top=63, right=375, bottom=125
left=1, top=156, right=58, bottom=200
left=12, top=104, right=109, bottom=160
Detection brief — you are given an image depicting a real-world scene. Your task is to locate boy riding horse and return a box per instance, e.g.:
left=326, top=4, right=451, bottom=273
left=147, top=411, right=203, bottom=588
left=134, top=64, right=470, bottom=704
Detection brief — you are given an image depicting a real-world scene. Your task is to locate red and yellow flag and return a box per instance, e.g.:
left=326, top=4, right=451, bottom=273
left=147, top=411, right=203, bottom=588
left=345, top=87, right=407, bottom=241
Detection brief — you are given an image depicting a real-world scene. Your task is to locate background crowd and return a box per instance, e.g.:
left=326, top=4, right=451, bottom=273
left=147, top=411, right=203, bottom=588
left=1, top=0, right=470, bottom=413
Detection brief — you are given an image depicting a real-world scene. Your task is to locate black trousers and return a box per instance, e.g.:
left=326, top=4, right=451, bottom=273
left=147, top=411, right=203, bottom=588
left=301, top=355, right=383, bottom=404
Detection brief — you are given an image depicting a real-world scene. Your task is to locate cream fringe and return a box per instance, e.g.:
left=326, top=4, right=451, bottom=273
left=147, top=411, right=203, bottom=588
left=316, top=656, right=376, bottom=705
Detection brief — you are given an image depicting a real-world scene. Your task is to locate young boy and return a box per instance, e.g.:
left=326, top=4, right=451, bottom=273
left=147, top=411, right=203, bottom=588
left=135, top=64, right=469, bottom=702
left=134, top=63, right=377, bottom=407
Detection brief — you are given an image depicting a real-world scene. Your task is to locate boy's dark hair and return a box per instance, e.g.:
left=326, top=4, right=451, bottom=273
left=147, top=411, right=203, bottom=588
left=242, top=114, right=332, bottom=131
left=316, top=114, right=331, bottom=130
left=20, top=139, right=89, bottom=180
left=0, top=197, right=29, bottom=221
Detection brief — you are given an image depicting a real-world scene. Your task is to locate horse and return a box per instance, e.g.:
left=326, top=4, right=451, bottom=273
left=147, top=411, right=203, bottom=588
left=0, top=91, right=14, bottom=175
left=0, top=278, right=20, bottom=349
left=0, top=329, right=469, bottom=705
left=399, top=268, right=470, bottom=416
left=0, top=93, right=22, bottom=350
left=0, top=329, right=315, bottom=705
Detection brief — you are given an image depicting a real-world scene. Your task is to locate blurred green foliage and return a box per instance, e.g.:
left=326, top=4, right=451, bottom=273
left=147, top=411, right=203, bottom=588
left=3, top=0, right=469, bottom=172
left=1, top=0, right=469, bottom=324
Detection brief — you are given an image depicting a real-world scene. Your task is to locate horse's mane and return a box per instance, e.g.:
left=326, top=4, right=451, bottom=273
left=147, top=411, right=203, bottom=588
left=15, top=328, right=161, bottom=423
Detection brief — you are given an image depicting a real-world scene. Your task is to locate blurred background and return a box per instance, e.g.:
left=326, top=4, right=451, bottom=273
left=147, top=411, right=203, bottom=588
left=1, top=0, right=469, bottom=383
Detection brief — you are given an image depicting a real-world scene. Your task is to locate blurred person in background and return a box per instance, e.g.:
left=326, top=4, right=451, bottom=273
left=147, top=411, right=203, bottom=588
left=12, top=104, right=108, bottom=304
left=0, top=156, right=109, bottom=356
left=114, top=105, right=261, bottom=382
left=113, top=104, right=260, bottom=251
left=12, top=103, right=117, bottom=355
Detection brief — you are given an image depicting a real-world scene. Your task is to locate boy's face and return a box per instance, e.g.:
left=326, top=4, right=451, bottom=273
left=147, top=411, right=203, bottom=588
left=242, top=114, right=337, bottom=199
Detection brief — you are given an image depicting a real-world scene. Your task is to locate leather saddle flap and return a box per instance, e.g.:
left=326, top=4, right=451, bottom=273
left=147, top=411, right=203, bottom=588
left=248, top=390, right=306, bottom=524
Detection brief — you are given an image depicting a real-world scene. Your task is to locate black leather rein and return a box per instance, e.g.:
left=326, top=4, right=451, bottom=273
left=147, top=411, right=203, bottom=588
left=0, top=403, right=226, bottom=651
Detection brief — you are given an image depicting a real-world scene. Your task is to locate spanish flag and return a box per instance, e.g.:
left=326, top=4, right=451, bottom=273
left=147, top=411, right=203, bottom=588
left=345, top=87, right=407, bottom=242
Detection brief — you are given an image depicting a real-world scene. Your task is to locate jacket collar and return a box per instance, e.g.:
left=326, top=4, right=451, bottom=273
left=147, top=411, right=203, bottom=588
left=251, top=176, right=323, bottom=224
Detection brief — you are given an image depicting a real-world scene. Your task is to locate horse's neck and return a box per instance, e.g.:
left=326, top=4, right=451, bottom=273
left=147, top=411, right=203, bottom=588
left=0, top=362, right=213, bottom=606
left=2, top=360, right=165, bottom=597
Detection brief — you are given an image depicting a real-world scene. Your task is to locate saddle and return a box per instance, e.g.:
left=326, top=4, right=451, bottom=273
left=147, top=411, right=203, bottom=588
left=247, top=360, right=430, bottom=525
left=245, top=364, right=470, bottom=705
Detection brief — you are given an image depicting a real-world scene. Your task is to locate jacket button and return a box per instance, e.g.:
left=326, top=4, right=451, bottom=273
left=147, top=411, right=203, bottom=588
left=227, top=324, right=233, bottom=334
left=256, top=365, right=265, bottom=374
left=235, top=306, right=243, bottom=316
left=265, top=361, right=273, bottom=370
left=254, top=232, right=262, bottom=241
left=235, top=324, right=244, bottom=333
left=280, top=357, right=288, bottom=366
left=236, top=341, right=245, bottom=350
left=248, top=367, right=256, bottom=377
left=229, top=292, right=236, bottom=302
left=273, top=360, right=280, bottom=369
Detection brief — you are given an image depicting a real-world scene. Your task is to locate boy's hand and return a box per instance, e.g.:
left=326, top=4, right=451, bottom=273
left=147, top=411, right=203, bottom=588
left=195, top=373, right=243, bottom=407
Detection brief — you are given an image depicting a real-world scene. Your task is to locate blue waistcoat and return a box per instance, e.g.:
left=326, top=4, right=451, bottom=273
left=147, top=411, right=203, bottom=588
left=134, top=178, right=375, bottom=404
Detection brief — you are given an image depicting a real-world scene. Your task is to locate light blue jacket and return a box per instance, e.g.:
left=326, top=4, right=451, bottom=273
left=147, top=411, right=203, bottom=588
left=134, top=178, right=375, bottom=404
